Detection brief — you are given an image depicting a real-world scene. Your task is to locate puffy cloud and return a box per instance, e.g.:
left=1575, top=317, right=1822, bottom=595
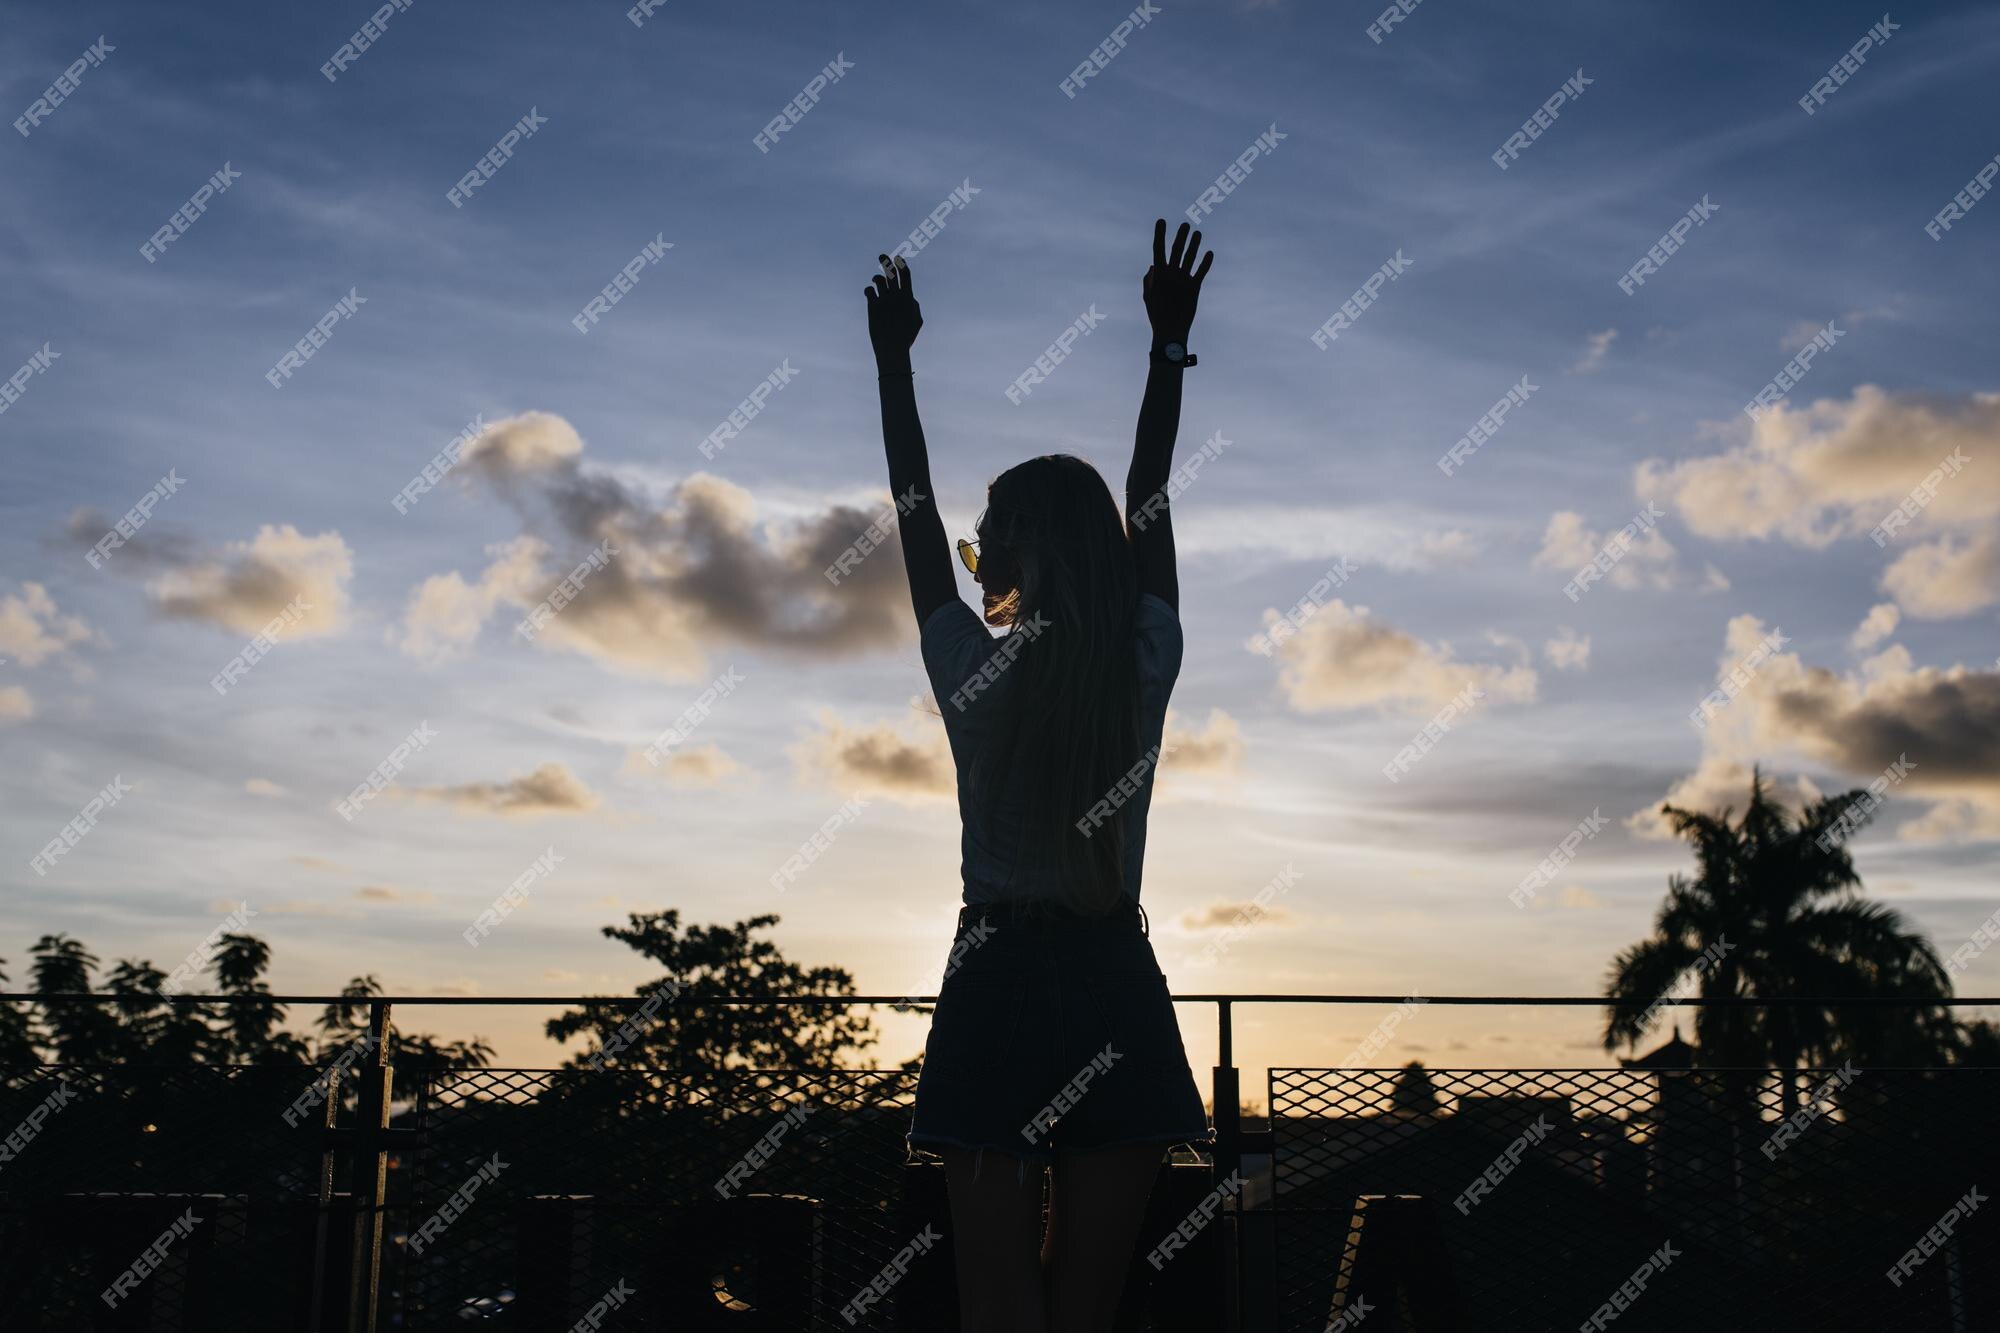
left=1532, top=511, right=1724, bottom=594
left=1849, top=603, right=1901, bottom=653
left=623, top=742, right=744, bottom=788
left=398, top=538, right=547, bottom=662
left=400, top=412, right=911, bottom=679
left=1633, top=613, right=2000, bottom=841
left=395, top=762, right=601, bottom=817
left=793, top=712, right=953, bottom=802
left=0, top=685, right=33, bottom=722
left=459, top=410, right=584, bottom=476
left=0, top=583, right=93, bottom=665
left=1544, top=627, right=1591, bottom=671
left=1627, top=754, right=1824, bottom=840
left=1637, top=386, right=2000, bottom=548
left=1269, top=600, right=1537, bottom=714
left=1879, top=533, right=2000, bottom=619
left=1570, top=327, right=1617, bottom=374
left=1163, top=709, right=1246, bottom=774
left=144, top=524, right=353, bottom=637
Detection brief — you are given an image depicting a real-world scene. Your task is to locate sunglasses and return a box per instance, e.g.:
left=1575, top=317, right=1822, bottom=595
left=956, top=538, right=980, bottom=575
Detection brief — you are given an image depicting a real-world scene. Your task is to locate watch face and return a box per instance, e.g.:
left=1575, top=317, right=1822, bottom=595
left=1165, top=342, right=1185, bottom=362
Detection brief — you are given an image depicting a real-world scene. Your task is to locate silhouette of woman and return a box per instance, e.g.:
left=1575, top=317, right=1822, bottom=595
left=864, top=220, right=1217, bottom=1332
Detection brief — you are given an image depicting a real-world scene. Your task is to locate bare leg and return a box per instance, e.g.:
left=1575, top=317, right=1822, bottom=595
left=941, top=1147, right=1049, bottom=1333
left=1043, top=1143, right=1164, bottom=1332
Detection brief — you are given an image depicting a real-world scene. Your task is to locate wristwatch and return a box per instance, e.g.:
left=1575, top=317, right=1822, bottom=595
left=1152, top=341, right=1198, bottom=369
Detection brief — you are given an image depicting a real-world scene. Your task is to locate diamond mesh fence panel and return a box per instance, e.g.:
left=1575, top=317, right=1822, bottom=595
left=13, top=1042, right=1992, bottom=1329
left=384, top=1066, right=926, bottom=1330
left=1, top=1054, right=1221, bottom=1330
left=1268, top=1066, right=2000, bottom=1332
left=0, top=1062, right=333, bottom=1330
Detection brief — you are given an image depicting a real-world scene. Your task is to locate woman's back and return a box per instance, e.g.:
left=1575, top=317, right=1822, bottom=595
left=920, top=591, right=1183, bottom=905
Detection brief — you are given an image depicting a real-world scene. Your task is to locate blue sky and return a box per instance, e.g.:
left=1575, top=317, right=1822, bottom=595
left=4, top=0, right=1998, bottom=1076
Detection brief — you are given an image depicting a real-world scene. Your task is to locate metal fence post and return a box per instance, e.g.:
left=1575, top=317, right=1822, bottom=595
left=308, top=1063, right=344, bottom=1333
left=1212, top=998, right=1241, bottom=1333
left=345, top=1001, right=393, bottom=1333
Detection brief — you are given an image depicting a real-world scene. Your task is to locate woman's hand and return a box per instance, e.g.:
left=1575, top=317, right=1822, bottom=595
left=1142, top=219, right=1214, bottom=349
left=865, top=253, right=922, bottom=367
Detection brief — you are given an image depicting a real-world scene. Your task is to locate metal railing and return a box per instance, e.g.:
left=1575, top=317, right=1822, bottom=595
left=1, top=992, right=1995, bottom=1331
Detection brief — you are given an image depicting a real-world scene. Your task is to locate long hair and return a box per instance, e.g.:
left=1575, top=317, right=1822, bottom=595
left=968, top=454, right=1140, bottom=914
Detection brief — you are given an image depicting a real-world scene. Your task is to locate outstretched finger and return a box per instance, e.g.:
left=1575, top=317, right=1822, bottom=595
left=895, top=254, right=913, bottom=293
left=1193, top=250, right=1214, bottom=283
left=1152, top=218, right=1167, bottom=269
left=872, top=275, right=890, bottom=296
left=1169, top=221, right=1190, bottom=268
left=878, top=254, right=897, bottom=288
left=1182, top=230, right=1203, bottom=272
left=864, top=285, right=878, bottom=302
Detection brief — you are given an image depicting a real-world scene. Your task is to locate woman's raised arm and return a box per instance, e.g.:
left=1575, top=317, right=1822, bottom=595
left=1127, top=220, right=1215, bottom=611
left=865, top=254, right=958, bottom=626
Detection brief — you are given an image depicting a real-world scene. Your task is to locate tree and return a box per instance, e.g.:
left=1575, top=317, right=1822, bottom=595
left=28, top=934, right=123, bottom=1064
left=1955, top=1018, right=2000, bottom=1066
left=104, top=958, right=213, bottom=1063
left=315, top=974, right=493, bottom=1071
left=547, top=911, right=879, bottom=1075
left=0, top=958, right=38, bottom=1069
left=1603, top=770, right=1955, bottom=1108
left=6, top=933, right=483, bottom=1071
left=210, top=933, right=308, bottom=1064
left=1391, top=1060, right=1440, bottom=1115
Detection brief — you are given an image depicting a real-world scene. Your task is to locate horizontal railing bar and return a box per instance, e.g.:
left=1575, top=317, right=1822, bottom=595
left=7, top=992, right=1999, bottom=1008
left=14, top=1062, right=1986, bottom=1075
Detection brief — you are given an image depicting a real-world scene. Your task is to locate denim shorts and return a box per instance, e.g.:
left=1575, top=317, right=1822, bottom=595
left=907, top=898, right=1211, bottom=1162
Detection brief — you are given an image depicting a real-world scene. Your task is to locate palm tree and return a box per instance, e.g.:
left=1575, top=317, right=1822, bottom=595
left=1603, top=769, right=1954, bottom=1112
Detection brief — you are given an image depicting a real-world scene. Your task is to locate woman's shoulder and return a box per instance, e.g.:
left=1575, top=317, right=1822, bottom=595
left=921, top=598, right=1004, bottom=716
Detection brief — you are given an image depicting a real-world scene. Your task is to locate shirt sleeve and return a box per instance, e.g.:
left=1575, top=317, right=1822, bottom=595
left=920, top=599, right=997, bottom=714
left=1133, top=592, right=1184, bottom=713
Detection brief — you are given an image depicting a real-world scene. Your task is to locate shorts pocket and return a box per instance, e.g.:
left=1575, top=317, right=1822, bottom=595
left=923, top=976, right=1028, bottom=1079
left=1076, top=970, right=1187, bottom=1073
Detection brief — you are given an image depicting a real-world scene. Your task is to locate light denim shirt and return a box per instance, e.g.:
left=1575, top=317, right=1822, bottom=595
left=920, top=593, right=1181, bottom=905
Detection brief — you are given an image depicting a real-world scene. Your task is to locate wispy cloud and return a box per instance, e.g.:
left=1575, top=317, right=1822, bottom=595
left=393, top=762, right=602, bottom=818
left=1569, top=327, right=1617, bottom=374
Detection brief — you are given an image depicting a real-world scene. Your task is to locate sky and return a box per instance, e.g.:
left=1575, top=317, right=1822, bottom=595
left=4, top=0, right=1998, bottom=1084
